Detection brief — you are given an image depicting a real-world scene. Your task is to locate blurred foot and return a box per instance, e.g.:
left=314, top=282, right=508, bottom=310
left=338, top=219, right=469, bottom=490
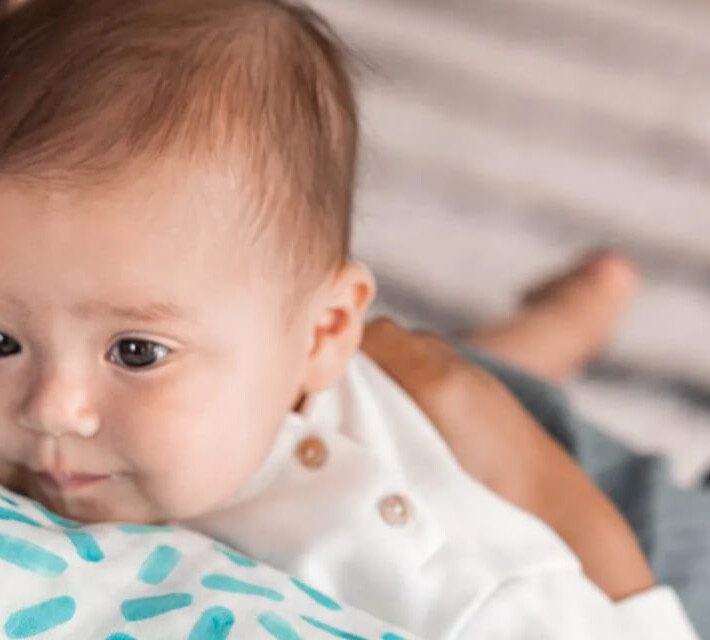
left=464, top=251, right=638, bottom=382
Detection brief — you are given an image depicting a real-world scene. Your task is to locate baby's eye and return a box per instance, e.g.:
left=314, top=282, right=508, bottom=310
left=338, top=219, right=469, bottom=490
left=0, top=332, right=22, bottom=358
left=108, top=338, right=170, bottom=369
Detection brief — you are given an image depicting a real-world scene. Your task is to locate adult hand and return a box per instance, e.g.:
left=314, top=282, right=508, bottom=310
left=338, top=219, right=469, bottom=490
left=361, top=318, right=654, bottom=602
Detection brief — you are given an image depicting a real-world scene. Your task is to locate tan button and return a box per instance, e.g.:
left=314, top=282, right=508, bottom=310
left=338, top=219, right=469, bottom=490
left=378, top=494, right=412, bottom=526
left=295, top=436, right=328, bottom=469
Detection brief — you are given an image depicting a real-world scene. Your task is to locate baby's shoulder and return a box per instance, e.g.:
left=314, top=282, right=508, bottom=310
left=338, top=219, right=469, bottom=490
left=341, top=351, right=581, bottom=575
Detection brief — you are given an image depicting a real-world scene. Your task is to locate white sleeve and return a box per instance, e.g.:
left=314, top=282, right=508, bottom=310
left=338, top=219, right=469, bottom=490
left=454, top=569, right=699, bottom=640
left=615, top=585, right=699, bottom=640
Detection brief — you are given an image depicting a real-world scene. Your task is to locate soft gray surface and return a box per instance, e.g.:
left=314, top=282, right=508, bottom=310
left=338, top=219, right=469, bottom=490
left=308, top=0, right=710, bottom=485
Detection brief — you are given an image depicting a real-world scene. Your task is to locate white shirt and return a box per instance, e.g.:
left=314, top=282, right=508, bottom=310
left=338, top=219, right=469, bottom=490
left=185, top=352, right=698, bottom=639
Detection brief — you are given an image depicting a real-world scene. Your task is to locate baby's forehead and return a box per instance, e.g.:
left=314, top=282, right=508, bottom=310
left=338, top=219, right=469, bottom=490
left=1, top=166, right=316, bottom=336
left=1, top=165, right=271, bottom=287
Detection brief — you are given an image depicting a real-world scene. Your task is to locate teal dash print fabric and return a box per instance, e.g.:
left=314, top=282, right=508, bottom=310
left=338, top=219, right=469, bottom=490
left=0, top=488, right=415, bottom=640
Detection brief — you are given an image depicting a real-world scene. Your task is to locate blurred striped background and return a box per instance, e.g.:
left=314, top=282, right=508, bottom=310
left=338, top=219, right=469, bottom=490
left=308, top=0, right=710, bottom=485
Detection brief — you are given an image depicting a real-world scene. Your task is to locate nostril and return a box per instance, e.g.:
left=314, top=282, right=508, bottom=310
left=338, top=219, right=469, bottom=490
left=17, top=413, right=58, bottom=437
left=16, top=414, right=41, bottom=434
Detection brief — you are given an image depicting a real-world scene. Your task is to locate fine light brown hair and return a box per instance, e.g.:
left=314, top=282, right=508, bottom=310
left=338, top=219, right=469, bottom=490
left=0, top=0, right=358, bottom=283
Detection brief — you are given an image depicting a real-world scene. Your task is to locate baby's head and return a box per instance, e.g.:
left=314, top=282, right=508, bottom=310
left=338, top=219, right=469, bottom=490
left=0, top=0, right=374, bottom=523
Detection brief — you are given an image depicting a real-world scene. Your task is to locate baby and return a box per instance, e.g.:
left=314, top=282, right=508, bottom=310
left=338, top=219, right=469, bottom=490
left=0, top=0, right=698, bottom=638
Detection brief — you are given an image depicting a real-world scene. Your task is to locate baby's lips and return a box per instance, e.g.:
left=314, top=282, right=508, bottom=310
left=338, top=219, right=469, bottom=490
left=35, top=469, right=112, bottom=492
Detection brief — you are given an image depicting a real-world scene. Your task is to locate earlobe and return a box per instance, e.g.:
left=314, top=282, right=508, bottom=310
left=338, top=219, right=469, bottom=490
left=301, top=261, right=375, bottom=393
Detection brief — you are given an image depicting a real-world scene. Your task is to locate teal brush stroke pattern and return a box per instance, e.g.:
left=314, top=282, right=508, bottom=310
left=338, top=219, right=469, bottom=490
left=202, top=574, right=284, bottom=601
left=213, top=543, right=258, bottom=568
left=301, top=615, right=367, bottom=640
left=118, top=523, right=173, bottom=534
left=187, top=606, right=235, bottom=640
left=65, top=530, right=105, bottom=562
left=0, top=532, right=67, bottom=576
left=290, top=577, right=341, bottom=610
left=0, top=507, right=41, bottom=528
left=4, top=595, right=75, bottom=638
left=138, top=545, right=180, bottom=584
left=0, top=491, right=398, bottom=639
left=121, top=593, right=193, bottom=621
left=258, top=611, right=303, bottom=639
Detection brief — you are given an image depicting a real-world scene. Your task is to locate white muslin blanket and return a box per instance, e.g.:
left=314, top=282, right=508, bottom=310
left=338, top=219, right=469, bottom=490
left=0, top=487, right=414, bottom=640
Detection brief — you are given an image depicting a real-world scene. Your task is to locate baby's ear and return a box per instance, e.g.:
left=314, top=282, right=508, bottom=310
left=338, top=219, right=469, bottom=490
left=301, top=261, right=376, bottom=393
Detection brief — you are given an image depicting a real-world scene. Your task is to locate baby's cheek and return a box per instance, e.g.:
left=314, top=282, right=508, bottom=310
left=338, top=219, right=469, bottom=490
left=136, top=454, right=243, bottom=521
left=109, top=374, right=214, bottom=462
left=120, top=413, right=252, bottom=520
left=107, top=370, right=277, bottom=520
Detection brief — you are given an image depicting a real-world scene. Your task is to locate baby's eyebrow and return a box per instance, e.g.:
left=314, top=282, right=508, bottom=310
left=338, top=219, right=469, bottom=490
left=71, top=300, right=188, bottom=323
left=0, top=294, right=190, bottom=324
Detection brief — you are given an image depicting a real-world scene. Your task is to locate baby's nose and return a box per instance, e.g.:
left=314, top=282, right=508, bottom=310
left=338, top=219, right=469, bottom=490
left=17, top=369, right=100, bottom=438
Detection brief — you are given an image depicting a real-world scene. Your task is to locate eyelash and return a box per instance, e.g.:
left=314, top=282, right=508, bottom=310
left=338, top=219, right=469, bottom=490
left=0, top=332, right=172, bottom=371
